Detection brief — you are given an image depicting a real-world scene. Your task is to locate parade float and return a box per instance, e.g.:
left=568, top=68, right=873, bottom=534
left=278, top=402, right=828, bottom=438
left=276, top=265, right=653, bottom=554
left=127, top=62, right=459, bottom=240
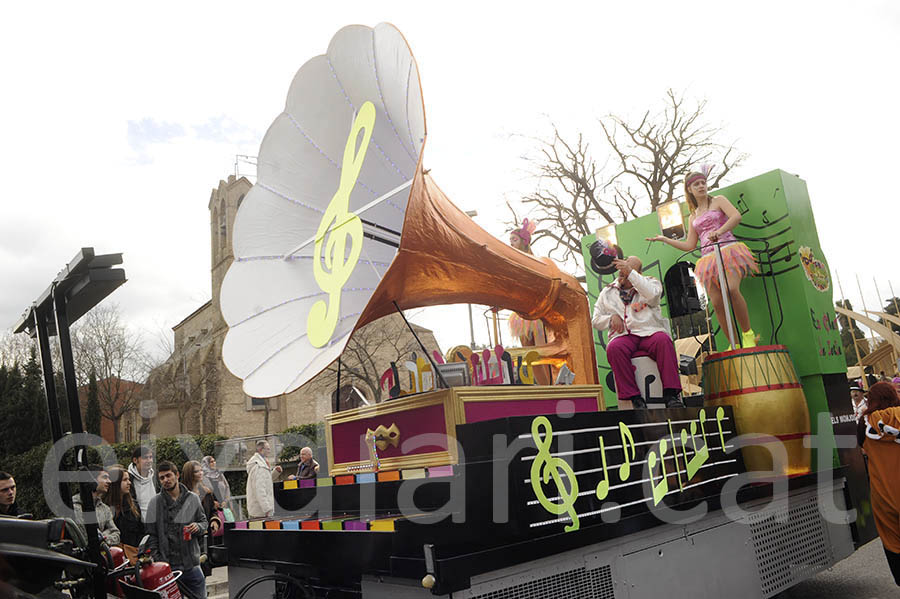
left=209, top=22, right=867, bottom=599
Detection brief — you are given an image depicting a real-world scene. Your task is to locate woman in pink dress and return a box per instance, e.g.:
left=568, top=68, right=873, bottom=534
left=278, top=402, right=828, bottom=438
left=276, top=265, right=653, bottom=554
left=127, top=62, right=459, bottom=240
left=647, top=170, right=758, bottom=350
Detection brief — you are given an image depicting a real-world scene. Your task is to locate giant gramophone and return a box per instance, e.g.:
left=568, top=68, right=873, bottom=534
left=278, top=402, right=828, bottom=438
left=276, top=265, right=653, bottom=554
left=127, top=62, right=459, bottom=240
left=219, top=23, right=597, bottom=400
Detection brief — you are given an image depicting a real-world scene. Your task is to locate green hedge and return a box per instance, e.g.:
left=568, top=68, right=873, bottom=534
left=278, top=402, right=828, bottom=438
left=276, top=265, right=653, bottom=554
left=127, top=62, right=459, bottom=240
left=4, top=426, right=323, bottom=519
left=278, top=423, right=321, bottom=462
left=3, top=442, right=55, bottom=519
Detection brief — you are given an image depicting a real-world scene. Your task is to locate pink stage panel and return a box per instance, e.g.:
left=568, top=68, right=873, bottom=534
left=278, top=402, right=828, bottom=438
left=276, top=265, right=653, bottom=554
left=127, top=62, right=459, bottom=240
left=331, top=403, right=449, bottom=464
left=464, top=396, right=599, bottom=423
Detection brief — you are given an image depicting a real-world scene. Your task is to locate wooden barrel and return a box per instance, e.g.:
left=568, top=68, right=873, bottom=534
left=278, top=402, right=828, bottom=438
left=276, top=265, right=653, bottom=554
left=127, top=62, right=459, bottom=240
left=703, top=345, right=811, bottom=476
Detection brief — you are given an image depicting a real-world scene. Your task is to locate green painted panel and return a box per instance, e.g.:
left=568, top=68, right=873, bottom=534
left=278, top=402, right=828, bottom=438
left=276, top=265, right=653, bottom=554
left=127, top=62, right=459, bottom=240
left=580, top=169, right=845, bottom=472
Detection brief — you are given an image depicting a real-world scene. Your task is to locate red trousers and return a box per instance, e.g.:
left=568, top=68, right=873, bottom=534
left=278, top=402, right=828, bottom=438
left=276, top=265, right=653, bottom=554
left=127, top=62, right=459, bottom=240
left=607, top=331, right=681, bottom=400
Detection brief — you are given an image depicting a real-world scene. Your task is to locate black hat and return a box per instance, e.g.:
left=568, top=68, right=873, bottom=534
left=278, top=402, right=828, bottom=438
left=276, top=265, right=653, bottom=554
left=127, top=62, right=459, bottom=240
left=589, top=240, right=624, bottom=275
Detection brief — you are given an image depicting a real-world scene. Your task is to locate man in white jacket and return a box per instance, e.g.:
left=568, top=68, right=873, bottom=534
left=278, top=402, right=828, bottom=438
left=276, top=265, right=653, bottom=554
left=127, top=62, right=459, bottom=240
left=246, top=439, right=282, bottom=518
left=592, top=257, right=683, bottom=409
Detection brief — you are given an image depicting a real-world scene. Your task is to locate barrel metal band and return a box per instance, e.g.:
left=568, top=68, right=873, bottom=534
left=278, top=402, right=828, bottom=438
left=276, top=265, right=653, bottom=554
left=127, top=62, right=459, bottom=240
left=705, top=346, right=789, bottom=364
left=706, top=381, right=802, bottom=401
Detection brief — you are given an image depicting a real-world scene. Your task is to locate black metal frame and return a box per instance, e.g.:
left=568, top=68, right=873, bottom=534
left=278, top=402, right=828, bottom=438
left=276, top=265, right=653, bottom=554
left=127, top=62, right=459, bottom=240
left=13, top=247, right=126, bottom=599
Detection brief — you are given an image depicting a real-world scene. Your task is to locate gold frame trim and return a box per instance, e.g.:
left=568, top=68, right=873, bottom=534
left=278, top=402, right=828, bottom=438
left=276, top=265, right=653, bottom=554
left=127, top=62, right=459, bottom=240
left=326, top=390, right=460, bottom=475
left=325, top=385, right=605, bottom=475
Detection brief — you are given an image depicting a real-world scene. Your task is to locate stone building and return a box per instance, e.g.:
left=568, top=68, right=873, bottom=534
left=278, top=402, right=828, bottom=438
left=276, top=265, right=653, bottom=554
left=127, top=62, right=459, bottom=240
left=123, top=175, right=440, bottom=439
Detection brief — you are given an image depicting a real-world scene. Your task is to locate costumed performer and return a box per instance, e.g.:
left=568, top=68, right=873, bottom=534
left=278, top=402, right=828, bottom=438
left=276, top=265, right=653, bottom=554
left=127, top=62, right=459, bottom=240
left=647, top=169, right=759, bottom=350
left=857, top=381, right=900, bottom=585
left=508, top=218, right=553, bottom=384
left=592, top=256, right=684, bottom=409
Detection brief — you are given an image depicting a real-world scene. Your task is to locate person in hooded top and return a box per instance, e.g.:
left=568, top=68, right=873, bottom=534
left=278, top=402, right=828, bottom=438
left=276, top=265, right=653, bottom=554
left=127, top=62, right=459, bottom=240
left=128, top=445, right=159, bottom=520
left=857, top=382, right=900, bottom=585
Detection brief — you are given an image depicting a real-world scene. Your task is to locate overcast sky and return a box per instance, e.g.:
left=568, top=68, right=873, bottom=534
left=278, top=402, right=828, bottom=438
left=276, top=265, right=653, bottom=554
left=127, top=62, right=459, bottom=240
left=2, top=1, right=898, bottom=358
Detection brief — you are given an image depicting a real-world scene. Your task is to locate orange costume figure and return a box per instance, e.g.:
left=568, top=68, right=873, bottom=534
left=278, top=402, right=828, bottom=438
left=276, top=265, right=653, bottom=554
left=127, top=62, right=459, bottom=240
left=858, top=382, right=900, bottom=585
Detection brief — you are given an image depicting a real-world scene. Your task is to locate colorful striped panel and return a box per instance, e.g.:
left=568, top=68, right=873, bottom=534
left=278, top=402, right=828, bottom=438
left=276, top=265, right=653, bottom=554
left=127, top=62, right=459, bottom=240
left=282, top=520, right=301, bottom=530
left=316, top=478, right=333, bottom=487
left=335, top=475, right=355, bottom=486
left=299, top=479, right=316, bottom=488
left=428, top=465, right=454, bottom=478
left=356, top=472, right=377, bottom=484
left=234, top=521, right=248, bottom=530
left=401, top=468, right=426, bottom=480
left=300, top=519, right=320, bottom=530
left=248, top=520, right=264, bottom=530
left=377, top=471, right=401, bottom=482
left=283, top=480, right=298, bottom=490
left=343, top=520, right=368, bottom=531
left=369, top=518, right=397, bottom=532
left=264, top=520, right=281, bottom=530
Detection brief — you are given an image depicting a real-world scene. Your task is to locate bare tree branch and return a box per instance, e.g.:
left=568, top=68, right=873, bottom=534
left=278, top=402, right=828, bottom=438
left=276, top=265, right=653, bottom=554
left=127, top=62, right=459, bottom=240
left=71, top=304, right=149, bottom=442
left=515, top=90, right=747, bottom=264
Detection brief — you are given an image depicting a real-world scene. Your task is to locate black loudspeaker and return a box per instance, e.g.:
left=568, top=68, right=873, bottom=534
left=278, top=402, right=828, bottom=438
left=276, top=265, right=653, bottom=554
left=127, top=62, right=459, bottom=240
left=664, top=262, right=702, bottom=318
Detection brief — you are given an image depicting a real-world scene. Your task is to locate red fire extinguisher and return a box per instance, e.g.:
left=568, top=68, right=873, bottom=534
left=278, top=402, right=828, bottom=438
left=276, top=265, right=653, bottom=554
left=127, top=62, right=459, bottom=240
left=104, top=545, right=129, bottom=596
left=137, top=561, right=183, bottom=599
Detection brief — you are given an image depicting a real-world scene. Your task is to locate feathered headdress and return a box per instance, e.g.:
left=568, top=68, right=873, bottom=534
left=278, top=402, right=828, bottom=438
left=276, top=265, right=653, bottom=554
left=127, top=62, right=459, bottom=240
left=686, top=164, right=714, bottom=187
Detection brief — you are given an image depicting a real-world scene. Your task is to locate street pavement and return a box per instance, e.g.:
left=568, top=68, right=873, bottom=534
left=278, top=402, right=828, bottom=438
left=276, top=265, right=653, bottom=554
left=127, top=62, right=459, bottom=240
left=781, top=538, right=897, bottom=598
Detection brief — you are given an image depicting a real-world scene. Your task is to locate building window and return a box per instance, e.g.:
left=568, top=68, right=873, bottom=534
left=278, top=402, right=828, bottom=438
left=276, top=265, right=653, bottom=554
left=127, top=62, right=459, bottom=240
left=219, top=199, right=227, bottom=250
left=246, top=395, right=277, bottom=411
left=332, top=385, right=369, bottom=412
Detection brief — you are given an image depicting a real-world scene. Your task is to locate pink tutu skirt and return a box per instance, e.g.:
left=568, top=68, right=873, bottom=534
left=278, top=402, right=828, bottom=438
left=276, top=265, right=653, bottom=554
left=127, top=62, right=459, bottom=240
left=694, top=242, right=759, bottom=289
left=509, top=312, right=545, bottom=343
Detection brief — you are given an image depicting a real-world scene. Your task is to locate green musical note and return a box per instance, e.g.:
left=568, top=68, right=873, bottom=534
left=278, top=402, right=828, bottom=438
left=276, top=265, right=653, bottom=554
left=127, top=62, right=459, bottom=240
left=530, top=416, right=580, bottom=532
left=596, top=436, right=610, bottom=501
left=618, top=422, right=636, bottom=482
left=715, top=406, right=727, bottom=450
left=667, top=419, right=685, bottom=490
left=648, top=438, right=669, bottom=505
left=684, top=409, right=709, bottom=480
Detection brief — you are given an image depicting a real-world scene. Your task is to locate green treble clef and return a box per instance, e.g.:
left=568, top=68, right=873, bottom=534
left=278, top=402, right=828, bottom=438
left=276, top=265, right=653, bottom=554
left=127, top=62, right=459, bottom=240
left=530, top=416, right=580, bottom=532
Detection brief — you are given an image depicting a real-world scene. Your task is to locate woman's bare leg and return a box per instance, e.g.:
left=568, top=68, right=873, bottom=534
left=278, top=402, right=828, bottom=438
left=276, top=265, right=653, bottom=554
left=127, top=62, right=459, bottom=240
left=725, top=269, right=752, bottom=333
left=706, top=283, right=735, bottom=347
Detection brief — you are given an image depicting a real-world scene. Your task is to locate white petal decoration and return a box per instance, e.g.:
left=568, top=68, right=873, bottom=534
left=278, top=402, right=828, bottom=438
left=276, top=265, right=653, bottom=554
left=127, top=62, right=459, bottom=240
left=220, top=23, right=426, bottom=398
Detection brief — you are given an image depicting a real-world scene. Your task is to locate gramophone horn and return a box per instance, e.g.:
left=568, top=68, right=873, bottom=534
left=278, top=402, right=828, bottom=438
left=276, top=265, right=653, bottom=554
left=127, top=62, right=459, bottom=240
left=220, top=23, right=598, bottom=397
